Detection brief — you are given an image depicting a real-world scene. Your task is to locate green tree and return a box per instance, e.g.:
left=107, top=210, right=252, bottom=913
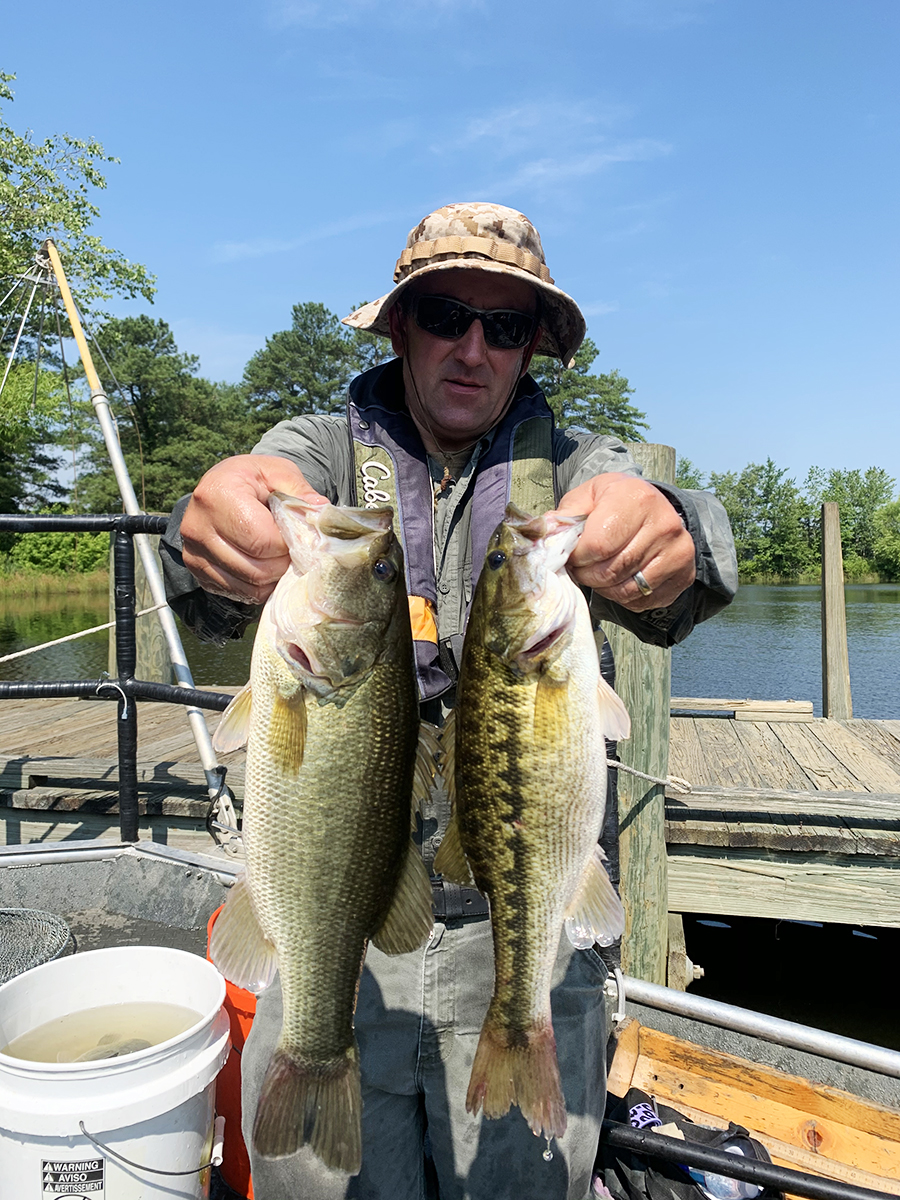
left=709, top=459, right=813, bottom=577
left=675, top=457, right=706, bottom=490
left=1, top=72, right=154, bottom=307
left=0, top=363, right=68, bottom=515
left=76, top=316, right=254, bottom=512
left=242, top=302, right=355, bottom=434
left=529, top=339, right=648, bottom=441
left=872, top=500, right=900, bottom=581
left=803, top=466, right=896, bottom=563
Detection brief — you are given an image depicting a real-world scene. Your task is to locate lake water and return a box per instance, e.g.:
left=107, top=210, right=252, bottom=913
left=2, top=582, right=898, bottom=717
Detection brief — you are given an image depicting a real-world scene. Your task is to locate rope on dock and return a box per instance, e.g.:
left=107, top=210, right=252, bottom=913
left=608, top=758, right=692, bottom=795
left=0, top=602, right=167, bottom=664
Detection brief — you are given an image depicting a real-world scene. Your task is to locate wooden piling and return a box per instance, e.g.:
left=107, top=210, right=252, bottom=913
left=603, top=443, right=674, bottom=986
left=821, top=502, right=852, bottom=720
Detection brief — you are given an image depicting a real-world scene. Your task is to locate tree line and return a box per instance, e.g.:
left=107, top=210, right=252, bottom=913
left=1, top=69, right=898, bottom=583
left=676, top=458, right=900, bottom=582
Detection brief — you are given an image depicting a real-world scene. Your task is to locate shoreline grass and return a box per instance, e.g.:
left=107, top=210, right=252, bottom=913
left=738, top=572, right=889, bottom=584
left=0, top=569, right=110, bottom=598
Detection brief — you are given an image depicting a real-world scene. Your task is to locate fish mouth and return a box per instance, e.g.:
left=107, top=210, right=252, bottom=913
left=515, top=614, right=572, bottom=669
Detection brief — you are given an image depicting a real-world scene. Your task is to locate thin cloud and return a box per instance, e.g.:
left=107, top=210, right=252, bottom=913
left=438, top=100, right=630, bottom=159
left=485, top=139, right=672, bottom=197
left=210, top=210, right=399, bottom=263
left=601, top=0, right=718, bottom=31
left=581, top=301, right=620, bottom=317
left=269, top=0, right=482, bottom=29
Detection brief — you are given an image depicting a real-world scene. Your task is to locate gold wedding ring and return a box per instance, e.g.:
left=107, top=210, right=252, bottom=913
left=633, top=570, right=653, bottom=597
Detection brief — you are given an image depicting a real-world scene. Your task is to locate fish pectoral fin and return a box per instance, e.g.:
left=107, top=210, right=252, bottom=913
left=412, top=721, right=441, bottom=829
left=596, top=675, right=631, bottom=742
left=208, top=875, right=279, bottom=993
left=432, top=813, right=477, bottom=887
left=437, top=709, right=457, bottom=804
left=370, top=842, right=434, bottom=955
left=213, top=682, right=254, bottom=753
left=563, top=844, right=625, bottom=949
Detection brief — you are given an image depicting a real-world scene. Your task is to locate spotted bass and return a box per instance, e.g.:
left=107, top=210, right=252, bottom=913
left=434, top=505, right=629, bottom=1141
left=210, top=496, right=434, bottom=1173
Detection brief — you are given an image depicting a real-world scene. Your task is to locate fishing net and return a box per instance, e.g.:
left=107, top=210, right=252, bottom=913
left=0, top=908, right=71, bottom=986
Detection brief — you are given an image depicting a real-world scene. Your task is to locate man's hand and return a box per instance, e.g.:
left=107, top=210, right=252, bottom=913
left=181, top=455, right=327, bottom=604
left=554, top=473, right=696, bottom=611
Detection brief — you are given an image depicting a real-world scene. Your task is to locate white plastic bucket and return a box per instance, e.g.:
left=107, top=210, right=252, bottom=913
left=0, top=945, right=230, bottom=1199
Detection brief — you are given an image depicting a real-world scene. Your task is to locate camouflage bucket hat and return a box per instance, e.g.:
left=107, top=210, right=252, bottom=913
left=342, top=202, right=586, bottom=366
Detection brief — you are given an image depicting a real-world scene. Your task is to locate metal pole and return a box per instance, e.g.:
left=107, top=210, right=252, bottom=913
left=42, top=240, right=235, bottom=809
left=620, top=974, right=900, bottom=1079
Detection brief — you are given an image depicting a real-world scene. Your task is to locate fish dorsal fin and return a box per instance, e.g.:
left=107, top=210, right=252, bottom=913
left=412, top=721, right=441, bottom=830
left=597, top=675, right=631, bottom=743
left=563, top=844, right=625, bottom=949
left=370, top=843, right=434, bottom=955
left=209, top=874, right=279, bottom=993
left=213, top=682, right=253, bottom=753
left=438, top=709, right=457, bottom=805
left=432, top=814, right=476, bottom=888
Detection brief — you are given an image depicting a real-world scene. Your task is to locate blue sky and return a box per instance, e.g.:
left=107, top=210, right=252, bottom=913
left=4, top=0, right=898, bottom=485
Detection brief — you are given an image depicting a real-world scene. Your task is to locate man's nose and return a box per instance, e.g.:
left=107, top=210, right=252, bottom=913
left=452, top=316, right=490, bottom=365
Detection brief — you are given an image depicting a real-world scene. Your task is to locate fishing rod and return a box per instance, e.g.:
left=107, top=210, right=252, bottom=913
left=38, top=241, right=240, bottom=852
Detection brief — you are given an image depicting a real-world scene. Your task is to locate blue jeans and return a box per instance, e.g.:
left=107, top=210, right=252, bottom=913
left=241, top=917, right=609, bottom=1200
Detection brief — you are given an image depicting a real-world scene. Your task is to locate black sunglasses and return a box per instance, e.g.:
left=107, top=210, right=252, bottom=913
left=410, top=295, right=538, bottom=350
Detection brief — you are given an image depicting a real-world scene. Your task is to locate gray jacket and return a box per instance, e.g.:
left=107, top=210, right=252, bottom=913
left=160, top=367, right=737, bottom=654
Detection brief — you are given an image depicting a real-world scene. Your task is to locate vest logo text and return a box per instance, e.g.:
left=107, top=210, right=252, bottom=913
left=360, top=459, right=392, bottom=508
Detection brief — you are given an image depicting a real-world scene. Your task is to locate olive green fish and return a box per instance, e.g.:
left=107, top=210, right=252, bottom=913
left=210, top=496, right=434, bottom=1173
left=434, top=505, right=629, bottom=1141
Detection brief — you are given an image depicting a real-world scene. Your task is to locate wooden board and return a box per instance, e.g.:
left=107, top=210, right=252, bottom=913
left=608, top=1019, right=900, bottom=1187
left=667, top=847, right=900, bottom=926
left=671, top=698, right=814, bottom=722
left=771, top=722, right=868, bottom=792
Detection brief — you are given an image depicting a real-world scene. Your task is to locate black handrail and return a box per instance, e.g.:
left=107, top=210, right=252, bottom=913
left=602, top=1119, right=896, bottom=1200
left=0, top=513, right=233, bottom=841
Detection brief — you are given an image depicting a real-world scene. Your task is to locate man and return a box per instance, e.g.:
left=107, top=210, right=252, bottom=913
left=162, top=203, right=737, bottom=1200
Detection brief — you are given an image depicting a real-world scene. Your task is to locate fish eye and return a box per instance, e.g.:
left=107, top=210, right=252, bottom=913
left=487, top=550, right=507, bottom=571
left=373, top=558, right=396, bottom=582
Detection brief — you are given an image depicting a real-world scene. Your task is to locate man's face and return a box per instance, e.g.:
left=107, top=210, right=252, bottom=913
left=388, top=268, right=539, bottom=453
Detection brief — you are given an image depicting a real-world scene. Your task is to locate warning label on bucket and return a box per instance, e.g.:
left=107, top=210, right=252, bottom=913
left=42, top=1158, right=105, bottom=1195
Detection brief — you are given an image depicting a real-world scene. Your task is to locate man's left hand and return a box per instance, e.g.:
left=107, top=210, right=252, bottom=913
left=554, top=473, right=696, bottom=611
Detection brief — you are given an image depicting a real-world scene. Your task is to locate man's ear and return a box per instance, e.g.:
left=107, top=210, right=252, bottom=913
left=387, top=304, right=406, bottom=358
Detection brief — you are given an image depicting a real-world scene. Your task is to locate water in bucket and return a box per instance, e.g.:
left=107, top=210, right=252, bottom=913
left=2, top=1000, right=202, bottom=1062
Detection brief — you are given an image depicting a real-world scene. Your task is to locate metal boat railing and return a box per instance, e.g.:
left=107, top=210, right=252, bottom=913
left=0, top=512, right=233, bottom=842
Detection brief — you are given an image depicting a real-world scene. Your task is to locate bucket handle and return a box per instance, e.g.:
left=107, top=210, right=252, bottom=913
left=78, top=1116, right=225, bottom=1176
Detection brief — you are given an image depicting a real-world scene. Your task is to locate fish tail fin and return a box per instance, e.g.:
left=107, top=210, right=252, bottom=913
left=253, top=1043, right=362, bottom=1173
left=466, top=1014, right=567, bottom=1140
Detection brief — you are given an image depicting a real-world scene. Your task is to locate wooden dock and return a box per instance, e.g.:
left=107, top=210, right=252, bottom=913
left=1, top=693, right=899, bottom=930
left=667, top=701, right=900, bottom=929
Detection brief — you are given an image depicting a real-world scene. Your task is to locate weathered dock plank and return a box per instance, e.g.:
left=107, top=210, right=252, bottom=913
left=667, top=847, right=900, bottom=927
left=770, top=721, right=869, bottom=791
left=730, top=720, right=816, bottom=791
left=840, top=719, right=900, bottom=777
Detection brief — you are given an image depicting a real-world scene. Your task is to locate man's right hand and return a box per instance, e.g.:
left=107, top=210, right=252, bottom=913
left=181, top=455, right=328, bottom=604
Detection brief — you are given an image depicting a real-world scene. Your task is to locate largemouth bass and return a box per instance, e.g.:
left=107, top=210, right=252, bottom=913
left=434, top=505, right=629, bottom=1141
left=210, top=496, right=434, bottom=1173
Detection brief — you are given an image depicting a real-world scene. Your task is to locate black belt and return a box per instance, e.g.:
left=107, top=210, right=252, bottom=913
left=431, top=878, right=490, bottom=921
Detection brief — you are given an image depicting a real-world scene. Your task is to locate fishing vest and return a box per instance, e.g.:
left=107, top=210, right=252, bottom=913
left=346, top=360, right=558, bottom=701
